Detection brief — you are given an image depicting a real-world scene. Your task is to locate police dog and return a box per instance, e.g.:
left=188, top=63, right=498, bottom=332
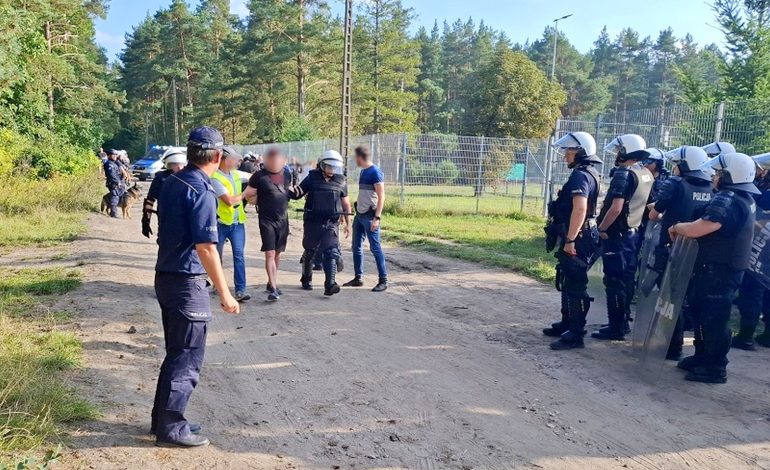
left=101, top=183, right=143, bottom=219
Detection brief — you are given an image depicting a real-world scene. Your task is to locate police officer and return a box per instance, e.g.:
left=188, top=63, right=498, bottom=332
left=732, top=156, right=770, bottom=350
left=543, top=132, right=602, bottom=350
left=103, top=149, right=125, bottom=219
left=291, top=150, right=352, bottom=296
left=142, top=149, right=187, bottom=238
left=670, top=152, right=758, bottom=383
left=646, top=146, right=714, bottom=359
left=637, top=148, right=669, bottom=246
left=593, top=134, right=654, bottom=340
left=151, top=126, right=239, bottom=447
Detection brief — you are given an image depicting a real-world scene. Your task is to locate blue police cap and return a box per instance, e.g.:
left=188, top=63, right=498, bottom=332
left=187, top=126, right=225, bottom=150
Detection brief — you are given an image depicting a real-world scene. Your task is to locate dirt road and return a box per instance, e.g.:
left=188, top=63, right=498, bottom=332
left=44, top=195, right=770, bottom=469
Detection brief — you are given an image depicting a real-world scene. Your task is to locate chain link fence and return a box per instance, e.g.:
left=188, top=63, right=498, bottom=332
left=239, top=100, right=770, bottom=218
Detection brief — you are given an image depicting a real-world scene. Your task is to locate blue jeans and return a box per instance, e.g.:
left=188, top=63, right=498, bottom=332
left=352, top=213, right=388, bottom=279
left=217, top=223, right=246, bottom=293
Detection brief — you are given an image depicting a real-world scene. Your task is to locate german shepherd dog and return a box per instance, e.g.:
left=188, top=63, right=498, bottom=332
left=101, top=183, right=143, bottom=219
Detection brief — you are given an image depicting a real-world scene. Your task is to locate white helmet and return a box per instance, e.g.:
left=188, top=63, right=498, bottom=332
left=163, top=149, right=187, bottom=169
left=665, top=146, right=712, bottom=181
left=753, top=152, right=770, bottom=169
left=553, top=132, right=601, bottom=164
left=604, top=134, right=648, bottom=161
left=318, top=150, right=345, bottom=175
left=702, top=141, right=736, bottom=158
left=702, top=152, right=760, bottom=194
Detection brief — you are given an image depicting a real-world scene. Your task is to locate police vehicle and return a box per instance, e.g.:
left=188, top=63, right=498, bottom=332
left=131, top=145, right=186, bottom=181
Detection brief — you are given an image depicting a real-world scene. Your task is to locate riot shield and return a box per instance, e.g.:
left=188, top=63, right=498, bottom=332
left=631, top=221, right=662, bottom=350
left=635, top=237, right=699, bottom=369
left=586, top=252, right=606, bottom=326
left=747, top=209, right=770, bottom=289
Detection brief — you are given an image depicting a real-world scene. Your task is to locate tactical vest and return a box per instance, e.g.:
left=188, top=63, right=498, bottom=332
left=553, top=165, right=600, bottom=223
left=625, top=165, right=655, bottom=230
left=698, top=191, right=756, bottom=271
left=304, top=170, right=346, bottom=221
left=211, top=170, right=247, bottom=225
left=660, top=176, right=714, bottom=235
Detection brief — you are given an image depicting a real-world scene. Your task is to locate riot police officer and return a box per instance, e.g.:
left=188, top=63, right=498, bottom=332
left=543, top=132, right=602, bottom=350
left=646, top=146, right=714, bottom=359
left=291, top=150, right=352, bottom=296
left=670, top=152, right=758, bottom=383
left=142, top=149, right=187, bottom=238
left=593, top=134, right=654, bottom=340
left=103, top=149, right=125, bottom=218
left=151, top=126, right=239, bottom=447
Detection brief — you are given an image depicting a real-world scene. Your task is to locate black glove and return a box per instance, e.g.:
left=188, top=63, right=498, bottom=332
left=141, top=211, right=153, bottom=238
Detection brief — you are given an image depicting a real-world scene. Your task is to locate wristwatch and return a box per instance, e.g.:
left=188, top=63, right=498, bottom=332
left=374, top=215, right=381, bottom=221
left=566, top=238, right=576, bottom=244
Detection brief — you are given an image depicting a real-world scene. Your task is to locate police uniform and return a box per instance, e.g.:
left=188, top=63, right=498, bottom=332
left=595, top=163, right=654, bottom=339
left=545, top=162, right=600, bottom=347
left=652, top=174, right=714, bottom=358
left=151, top=165, right=218, bottom=443
left=103, top=157, right=124, bottom=218
left=685, top=187, right=755, bottom=381
left=291, top=168, right=348, bottom=291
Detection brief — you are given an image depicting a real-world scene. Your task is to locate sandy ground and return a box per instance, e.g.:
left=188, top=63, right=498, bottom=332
left=13, top=190, right=770, bottom=470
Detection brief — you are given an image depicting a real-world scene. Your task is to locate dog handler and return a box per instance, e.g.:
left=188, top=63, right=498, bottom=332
left=151, top=126, right=239, bottom=447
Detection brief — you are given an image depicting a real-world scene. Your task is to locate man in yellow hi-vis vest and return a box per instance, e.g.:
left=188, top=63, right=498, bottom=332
left=210, top=146, right=251, bottom=302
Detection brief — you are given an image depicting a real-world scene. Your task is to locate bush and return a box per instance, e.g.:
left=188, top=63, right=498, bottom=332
left=407, top=159, right=460, bottom=185
left=0, top=128, right=99, bottom=179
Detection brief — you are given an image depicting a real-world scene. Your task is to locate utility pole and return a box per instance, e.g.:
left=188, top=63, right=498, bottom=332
left=171, top=77, right=179, bottom=146
left=550, top=14, right=573, bottom=80
left=339, top=0, right=353, bottom=166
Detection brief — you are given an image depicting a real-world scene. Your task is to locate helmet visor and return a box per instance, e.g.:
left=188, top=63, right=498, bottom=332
left=320, top=160, right=345, bottom=175
left=753, top=152, right=770, bottom=169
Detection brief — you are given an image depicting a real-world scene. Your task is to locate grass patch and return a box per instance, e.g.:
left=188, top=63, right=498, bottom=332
left=0, top=267, right=96, bottom=459
left=382, top=214, right=555, bottom=282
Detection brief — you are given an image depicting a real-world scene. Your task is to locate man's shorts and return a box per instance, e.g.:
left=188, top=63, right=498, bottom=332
left=259, top=218, right=289, bottom=252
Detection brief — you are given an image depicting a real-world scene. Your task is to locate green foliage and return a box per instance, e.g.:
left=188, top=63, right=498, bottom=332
left=407, top=159, right=459, bottom=185
left=276, top=114, right=319, bottom=143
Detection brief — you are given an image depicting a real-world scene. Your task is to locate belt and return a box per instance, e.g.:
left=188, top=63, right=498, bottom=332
left=156, top=272, right=208, bottom=280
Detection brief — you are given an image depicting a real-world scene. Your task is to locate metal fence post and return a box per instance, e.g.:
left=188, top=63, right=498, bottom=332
left=521, top=144, right=529, bottom=213
left=476, top=136, right=485, bottom=215
left=400, top=133, right=406, bottom=206
left=714, top=101, right=725, bottom=142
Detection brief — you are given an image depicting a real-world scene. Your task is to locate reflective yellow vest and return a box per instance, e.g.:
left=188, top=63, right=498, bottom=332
left=211, top=170, right=247, bottom=225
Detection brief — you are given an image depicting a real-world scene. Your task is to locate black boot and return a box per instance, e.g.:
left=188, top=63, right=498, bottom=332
left=678, top=327, right=705, bottom=371
left=323, top=254, right=340, bottom=296
left=685, top=365, right=727, bottom=384
left=372, top=278, right=388, bottom=292
left=731, top=326, right=757, bottom=351
left=551, top=295, right=589, bottom=350
left=592, top=292, right=626, bottom=340
left=301, top=251, right=314, bottom=290
left=756, top=331, right=770, bottom=348
left=544, top=291, right=569, bottom=337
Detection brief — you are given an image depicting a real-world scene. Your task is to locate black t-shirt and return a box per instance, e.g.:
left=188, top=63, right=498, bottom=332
left=248, top=168, right=292, bottom=221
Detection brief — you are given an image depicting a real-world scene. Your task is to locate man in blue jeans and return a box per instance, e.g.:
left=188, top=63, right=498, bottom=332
left=343, top=146, right=388, bottom=292
left=210, top=146, right=251, bottom=302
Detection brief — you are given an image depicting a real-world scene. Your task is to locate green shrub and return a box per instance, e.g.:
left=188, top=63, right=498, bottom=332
left=407, top=159, right=460, bottom=185
left=0, top=128, right=99, bottom=179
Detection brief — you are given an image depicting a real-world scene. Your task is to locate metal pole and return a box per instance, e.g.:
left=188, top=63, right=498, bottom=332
left=550, top=14, right=572, bottom=80
left=714, top=101, right=725, bottom=143
left=400, top=133, right=406, bottom=206
left=171, top=77, right=179, bottom=146
left=476, top=136, right=485, bottom=215
left=521, top=144, right=529, bottom=213
left=339, top=0, right=354, bottom=165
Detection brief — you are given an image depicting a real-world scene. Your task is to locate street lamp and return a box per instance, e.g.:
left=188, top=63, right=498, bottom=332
left=550, top=13, right=573, bottom=80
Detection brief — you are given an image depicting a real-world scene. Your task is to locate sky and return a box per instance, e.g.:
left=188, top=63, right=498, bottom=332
left=94, top=0, right=724, bottom=62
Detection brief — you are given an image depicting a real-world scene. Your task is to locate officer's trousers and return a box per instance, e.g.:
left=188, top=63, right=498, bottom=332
left=601, top=230, right=639, bottom=332
left=735, top=273, right=770, bottom=337
left=302, top=220, right=341, bottom=286
left=554, top=227, right=598, bottom=335
left=107, top=184, right=124, bottom=218
left=152, top=273, right=210, bottom=441
left=689, top=264, right=743, bottom=372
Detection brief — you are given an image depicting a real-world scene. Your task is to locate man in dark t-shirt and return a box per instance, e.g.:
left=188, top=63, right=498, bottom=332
left=243, top=147, right=293, bottom=301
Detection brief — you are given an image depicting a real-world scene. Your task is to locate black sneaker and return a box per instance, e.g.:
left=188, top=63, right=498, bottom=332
left=235, top=291, right=251, bottom=302
left=343, top=277, right=364, bottom=287
left=324, top=283, right=341, bottom=296
left=156, top=434, right=210, bottom=447
left=684, top=366, right=727, bottom=384
left=265, top=283, right=283, bottom=296
left=372, top=279, right=388, bottom=292
left=267, top=290, right=280, bottom=302
left=591, top=326, right=625, bottom=341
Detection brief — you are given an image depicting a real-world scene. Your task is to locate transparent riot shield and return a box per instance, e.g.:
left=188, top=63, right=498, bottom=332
left=631, top=221, right=662, bottom=350
left=748, top=210, right=770, bottom=289
left=586, top=252, right=606, bottom=326
left=636, top=237, right=699, bottom=369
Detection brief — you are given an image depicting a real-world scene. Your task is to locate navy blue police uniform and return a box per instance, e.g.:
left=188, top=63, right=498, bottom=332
left=652, top=174, right=714, bottom=358
left=684, top=187, right=755, bottom=381
left=103, top=156, right=125, bottom=218
left=595, top=164, right=654, bottom=339
left=141, top=169, right=173, bottom=238
left=545, top=162, right=600, bottom=346
left=291, top=168, right=348, bottom=292
left=734, top=181, right=770, bottom=349
left=151, top=164, right=218, bottom=443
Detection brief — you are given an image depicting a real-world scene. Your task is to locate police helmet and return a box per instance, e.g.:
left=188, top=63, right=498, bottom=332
left=665, top=146, right=712, bottom=181
left=318, top=150, right=345, bottom=175
left=604, top=134, right=648, bottom=161
left=702, top=152, right=760, bottom=194
left=163, top=149, right=187, bottom=169
left=752, top=152, right=770, bottom=170
left=553, top=132, right=602, bottom=165
left=702, top=141, right=736, bottom=158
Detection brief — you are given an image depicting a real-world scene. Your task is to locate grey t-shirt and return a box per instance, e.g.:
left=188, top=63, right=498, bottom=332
left=356, top=165, right=385, bottom=214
